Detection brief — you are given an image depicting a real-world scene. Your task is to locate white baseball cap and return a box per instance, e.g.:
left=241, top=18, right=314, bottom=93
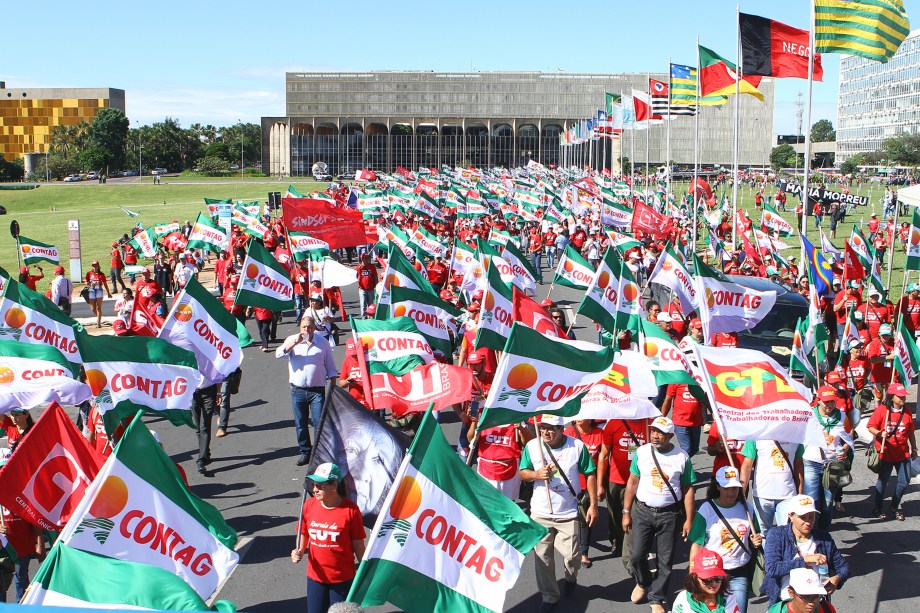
left=656, top=312, right=673, bottom=323
left=789, top=494, right=820, bottom=516
left=650, top=415, right=674, bottom=435
left=540, top=414, right=566, bottom=427
left=788, top=568, right=827, bottom=596
left=715, top=466, right=743, bottom=489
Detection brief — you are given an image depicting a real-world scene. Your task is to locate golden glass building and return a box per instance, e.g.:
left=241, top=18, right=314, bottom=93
left=0, top=83, right=126, bottom=161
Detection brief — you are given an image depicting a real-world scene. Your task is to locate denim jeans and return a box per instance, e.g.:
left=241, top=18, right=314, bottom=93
left=306, top=577, right=351, bottom=613
left=545, top=246, right=556, bottom=268
left=629, top=502, right=680, bottom=607
left=674, top=425, right=701, bottom=458
left=529, top=252, right=542, bottom=278
left=752, top=496, right=785, bottom=538
left=875, top=459, right=911, bottom=510
left=359, top=289, right=376, bottom=315
left=13, top=554, right=34, bottom=601
left=291, top=386, right=324, bottom=455
left=294, top=294, right=307, bottom=324
left=728, top=570, right=751, bottom=613
left=804, top=459, right=834, bottom=530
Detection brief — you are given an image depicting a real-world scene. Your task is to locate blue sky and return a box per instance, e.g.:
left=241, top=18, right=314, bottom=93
left=7, top=0, right=917, bottom=134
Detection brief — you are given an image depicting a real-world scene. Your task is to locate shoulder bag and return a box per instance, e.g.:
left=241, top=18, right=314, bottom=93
left=649, top=446, right=682, bottom=508
left=709, top=500, right=765, bottom=595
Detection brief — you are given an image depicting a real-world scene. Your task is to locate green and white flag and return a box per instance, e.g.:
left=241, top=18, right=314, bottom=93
left=761, top=203, right=794, bottom=237
left=475, top=262, right=515, bottom=352
left=450, top=240, right=478, bottom=280
left=791, top=318, right=818, bottom=386
left=849, top=225, right=873, bottom=269
left=577, top=247, right=623, bottom=333
left=377, top=246, right=434, bottom=315
left=692, top=253, right=777, bottom=336
left=894, top=319, right=920, bottom=383
left=0, top=278, right=83, bottom=370
left=487, top=228, right=519, bottom=248
left=18, top=235, right=59, bottom=266
left=391, top=285, right=461, bottom=359
left=411, top=226, right=449, bottom=258
left=128, top=227, right=158, bottom=258
left=348, top=408, right=546, bottom=613
left=378, top=224, right=416, bottom=260
left=502, top=240, right=542, bottom=285
left=153, top=221, right=181, bottom=238
left=234, top=240, right=295, bottom=310
left=185, top=213, right=228, bottom=254
left=55, top=417, right=238, bottom=600
left=637, top=320, right=697, bottom=387
left=352, top=316, right=434, bottom=376
left=478, top=323, right=616, bottom=430
left=23, top=544, right=235, bottom=611
left=600, top=198, right=632, bottom=228
left=606, top=229, right=642, bottom=254
left=906, top=208, right=920, bottom=271
left=75, top=333, right=203, bottom=433
left=0, top=340, right=92, bottom=412
left=230, top=204, right=268, bottom=239
left=648, top=244, right=699, bottom=313
left=288, top=231, right=331, bottom=261
left=553, top=245, right=595, bottom=290
left=409, top=191, right=444, bottom=219
left=285, top=184, right=306, bottom=198
left=159, top=277, right=251, bottom=385
left=0, top=532, right=17, bottom=564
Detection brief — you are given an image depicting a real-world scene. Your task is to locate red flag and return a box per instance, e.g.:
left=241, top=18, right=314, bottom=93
left=570, top=177, right=599, bottom=197
left=632, top=201, right=674, bottom=239
left=844, top=241, right=866, bottom=282
left=281, top=197, right=370, bottom=249
left=0, top=402, right=103, bottom=530
left=414, top=178, right=438, bottom=199
left=512, top=287, right=567, bottom=338
left=370, top=362, right=473, bottom=417
left=161, top=231, right=188, bottom=253
left=128, top=295, right=164, bottom=336
left=741, top=232, right=763, bottom=266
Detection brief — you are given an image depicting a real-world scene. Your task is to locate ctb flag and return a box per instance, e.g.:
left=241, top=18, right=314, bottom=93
left=740, top=13, right=824, bottom=80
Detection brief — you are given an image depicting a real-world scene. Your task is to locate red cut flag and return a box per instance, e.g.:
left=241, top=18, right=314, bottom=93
left=740, top=13, right=823, bottom=81
left=369, top=362, right=473, bottom=417
left=844, top=241, right=866, bottom=283
left=512, top=286, right=567, bottom=338
left=0, top=402, right=103, bottom=530
left=741, top=232, right=763, bottom=266
left=128, top=296, right=164, bottom=337
left=632, top=201, right=674, bottom=239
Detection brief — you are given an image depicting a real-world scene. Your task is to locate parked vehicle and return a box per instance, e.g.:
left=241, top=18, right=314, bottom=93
left=63, top=174, right=81, bottom=182
left=86, top=171, right=99, bottom=180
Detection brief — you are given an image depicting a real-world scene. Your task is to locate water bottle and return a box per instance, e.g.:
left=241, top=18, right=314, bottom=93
left=816, top=562, right=829, bottom=585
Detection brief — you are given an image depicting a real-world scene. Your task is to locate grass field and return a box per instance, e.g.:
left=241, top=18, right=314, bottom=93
left=0, top=177, right=912, bottom=300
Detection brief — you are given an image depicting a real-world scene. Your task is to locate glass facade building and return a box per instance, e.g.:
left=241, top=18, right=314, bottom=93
left=261, top=71, right=773, bottom=176
left=0, top=86, right=125, bottom=161
left=837, top=30, right=920, bottom=163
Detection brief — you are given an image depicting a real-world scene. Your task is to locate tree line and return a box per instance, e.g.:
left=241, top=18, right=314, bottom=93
left=32, top=109, right=262, bottom=180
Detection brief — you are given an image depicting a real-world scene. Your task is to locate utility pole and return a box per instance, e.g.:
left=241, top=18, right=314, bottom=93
left=794, top=92, right=804, bottom=177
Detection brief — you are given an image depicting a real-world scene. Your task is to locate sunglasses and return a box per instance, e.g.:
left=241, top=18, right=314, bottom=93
left=701, top=576, right=724, bottom=586
left=796, top=594, right=823, bottom=604
left=312, top=481, right=337, bottom=489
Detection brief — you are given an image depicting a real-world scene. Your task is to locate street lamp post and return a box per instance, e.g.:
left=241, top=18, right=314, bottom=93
left=137, top=122, right=143, bottom=183
left=239, top=120, right=244, bottom=181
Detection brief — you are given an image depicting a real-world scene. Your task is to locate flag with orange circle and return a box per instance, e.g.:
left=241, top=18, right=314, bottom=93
left=18, top=235, right=59, bottom=266
left=352, top=316, right=434, bottom=376
left=0, top=340, right=91, bottom=412
left=478, top=322, right=615, bottom=430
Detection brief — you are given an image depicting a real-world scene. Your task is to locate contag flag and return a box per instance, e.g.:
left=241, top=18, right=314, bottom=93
left=0, top=341, right=91, bottom=412
left=502, top=240, right=542, bottom=287
left=18, top=235, right=59, bottom=266
left=411, top=226, right=449, bottom=258
left=391, top=285, right=462, bottom=358
left=348, top=408, right=546, bottom=613
left=475, top=262, right=515, bottom=352
left=75, top=334, right=203, bottom=433
left=0, top=279, right=83, bottom=370
left=377, top=246, right=434, bottom=315
left=894, top=319, right=920, bottom=382
left=553, top=245, right=595, bottom=290
left=760, top=203, right=794, bottom=237
left=234, top=240, right=295, bottom=310
left=22, top=544, right=235, bottom=611
left=692, top=253, right=776, bottom=336
left=288, top=231, right=331, bottom=261
left=906, top=208, right=920, bottom=271
left=353, top=316, right=434, bottom=376
left=128, top=227, right=158, bottom=258
left=56, top=417, right=238, bottom=600
left=478, top=323, right=615, bottom=430
left=648, top=244, right=699, bottom=313
left=185, top=213, right=228, bottom=254
left=638, top=319, right=697, bottom=387
left=153, top=222, right=181, bottom=238
left=159, top=277, right=251, bottom=385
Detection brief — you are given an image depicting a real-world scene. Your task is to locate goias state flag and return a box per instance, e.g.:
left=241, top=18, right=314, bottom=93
left=22, top=544, right=235, bottom=611
left=55, top=416, right=238, bottom=600
left=75, top=333, right=203, bottom=433
left=478, top=323, right=615, bottom=430
left=740, top=13, right=823, bottom=80
left=690, top=344, right=822, bottom=446
left=234, top=239, right=295, bottom=310
left=0, top=340, right=91, bottom=412
left=699, top=44, right=764, bottom=100
left=348, top=408, right=546, bottom=613
left=0, top=402, right=102, bottom=531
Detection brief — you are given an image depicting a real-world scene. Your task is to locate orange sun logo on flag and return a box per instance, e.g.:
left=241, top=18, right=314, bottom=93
left=597, top=271, right=611, bottom=289
left=74, top=475, right=129, bottom=546
left=21, top=245, right=31, bottom=253
left=0, top=366, right=14, bottom=385
left=4, top=308, right=26, bottom=329
left=85, top=369, right=108, bottom=396
left=380, top=476, right=422, bottom=547
left=393, top=305, right=407, bottom=317
left=498, top=363, right=538, bottom=406
left=174, top=304, right=193, bottom=323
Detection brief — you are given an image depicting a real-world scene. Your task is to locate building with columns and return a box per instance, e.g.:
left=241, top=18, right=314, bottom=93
left=261, top=71, right=773, bottom=176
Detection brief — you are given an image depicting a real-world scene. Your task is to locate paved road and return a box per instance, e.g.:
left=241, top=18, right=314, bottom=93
left=50, top=269, right=920, bottom=611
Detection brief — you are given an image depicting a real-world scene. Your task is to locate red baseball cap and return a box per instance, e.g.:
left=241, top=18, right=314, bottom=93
left=824, top=370, right=842, bottom=385
left=692, top=548, right=727, bottom=580
left=467, top=351, right=485, bottom=365
left=472, top=289, right=484, bottom=301
left=817, top=385, right=837, bottom=403
left=541, top=299, right=554, bottom=308
left=689, top=318, right=703, bottom=330
left=467, top=301, right=481, bottom=312
left=888, top=383, right=908, bottom=398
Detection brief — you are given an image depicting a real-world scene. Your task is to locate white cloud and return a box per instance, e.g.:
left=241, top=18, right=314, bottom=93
left=126, top=87, right=283, bottom=127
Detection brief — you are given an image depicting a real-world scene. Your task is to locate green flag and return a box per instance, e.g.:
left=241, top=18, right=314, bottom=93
left=186, top=212, right=228, bottom=253
left=391, top=285, right=462, bottom=358
left=475, top=262, right=515, bottom=352
left=553, top=245, right=595, bottom=290
left=18, top=235, right=59, bottom=266
left=352, top=316, right=434, bottom=375
left=234, top=240, right=295, bottom=310
left=894, top=319, right=920, bottom=383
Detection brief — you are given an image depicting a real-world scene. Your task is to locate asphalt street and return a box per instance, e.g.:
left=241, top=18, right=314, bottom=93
left=49, top=266, right=920, bottom=612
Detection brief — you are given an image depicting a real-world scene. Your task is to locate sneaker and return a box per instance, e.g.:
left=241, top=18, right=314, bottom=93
left=216, top=428, right=227, bottom=438
left=650, top=603, right=666, bottom=613
left=631, top=584, right=647, bottom=604
left=563, top=579, right=577, bottom=596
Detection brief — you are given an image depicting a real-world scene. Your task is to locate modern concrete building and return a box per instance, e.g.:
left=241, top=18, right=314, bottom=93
left=0, top=84, right=126, bottom=161
left=837, top=30, right=920, bottom=163
left=261, top=71, right=773, bottom=176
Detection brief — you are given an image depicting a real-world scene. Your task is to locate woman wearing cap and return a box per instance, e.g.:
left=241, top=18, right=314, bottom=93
left=866, top=322, right=896, bottom=401
left=803, top=386, right=854, bottom=530
left=672, top=548, right=741, bottom=613
left=291, top=463, right=366, bottom=613
left=867, top=383, right=918, bottom=520
left=84, top=260, right=111, bottom=327
left=688, top=466, right=762, bottom=612
left=0, top=409, right=34, bottom=455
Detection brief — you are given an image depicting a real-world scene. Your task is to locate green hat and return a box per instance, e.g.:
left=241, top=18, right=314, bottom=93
left=308, top=462, right=343, bottom=483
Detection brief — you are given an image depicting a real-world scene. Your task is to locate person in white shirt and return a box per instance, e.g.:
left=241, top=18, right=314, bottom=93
left=623, top=416, right=697, bottom=613
left=112, top=288, right=134, bottom=325
left=519, top=414, right=598, bottom=613
left=305, top=295, right=336, bottom=344
left=275, top=316, right=338, bottom=467
left=49, top=265, right=73, bottom=315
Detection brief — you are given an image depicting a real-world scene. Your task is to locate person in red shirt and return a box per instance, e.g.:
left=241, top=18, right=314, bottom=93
left=426, top=255, right=449, bottom=293
left=468, top=418, right=531, bottom=501
left=866, top=323, right=896, bottom=399
left=339, top=339, right=370, bottom=411
left=17, top=265, right=43, bottom=292
left=661, top=383, right=704, bottom=456
left=858, top=290, right=891, bottom=338
left=705, top=420, right=745, bottom=475
left=866, top=383, right=918, bottom=520
left=571, top=226, right=588, bottom=252
left=109, top=242, right=127, bottom=292
left=710, top=332, right=739, bottom=348
left=543, top=228, right=559, bottom=268
left=290, top=260, right=311, bottom=323
left=598, top=418, right=650, bottom=563
left=355, top=253, right=378, bottom=316
left=291, top=463, right=366, bottom=610
left=565, top=419, right=604, bottom=567
left=897, top=283, right=920, bottom=335
left=834, top=280, right=862, bottom=340
left=874, top=230, right=888, bottom=263
left=663, top=295, right=690, bottom=338
left=221, top=273, right=246, bottom=323
left=214, top=251, right=230, bottom=294
left=868, top=213, right=880, bottom=237
left=122, top=242, right=138, bottom=282
left=84, top=260, right=112, bottom=328
left=0, top=505, right=45, bottom=602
